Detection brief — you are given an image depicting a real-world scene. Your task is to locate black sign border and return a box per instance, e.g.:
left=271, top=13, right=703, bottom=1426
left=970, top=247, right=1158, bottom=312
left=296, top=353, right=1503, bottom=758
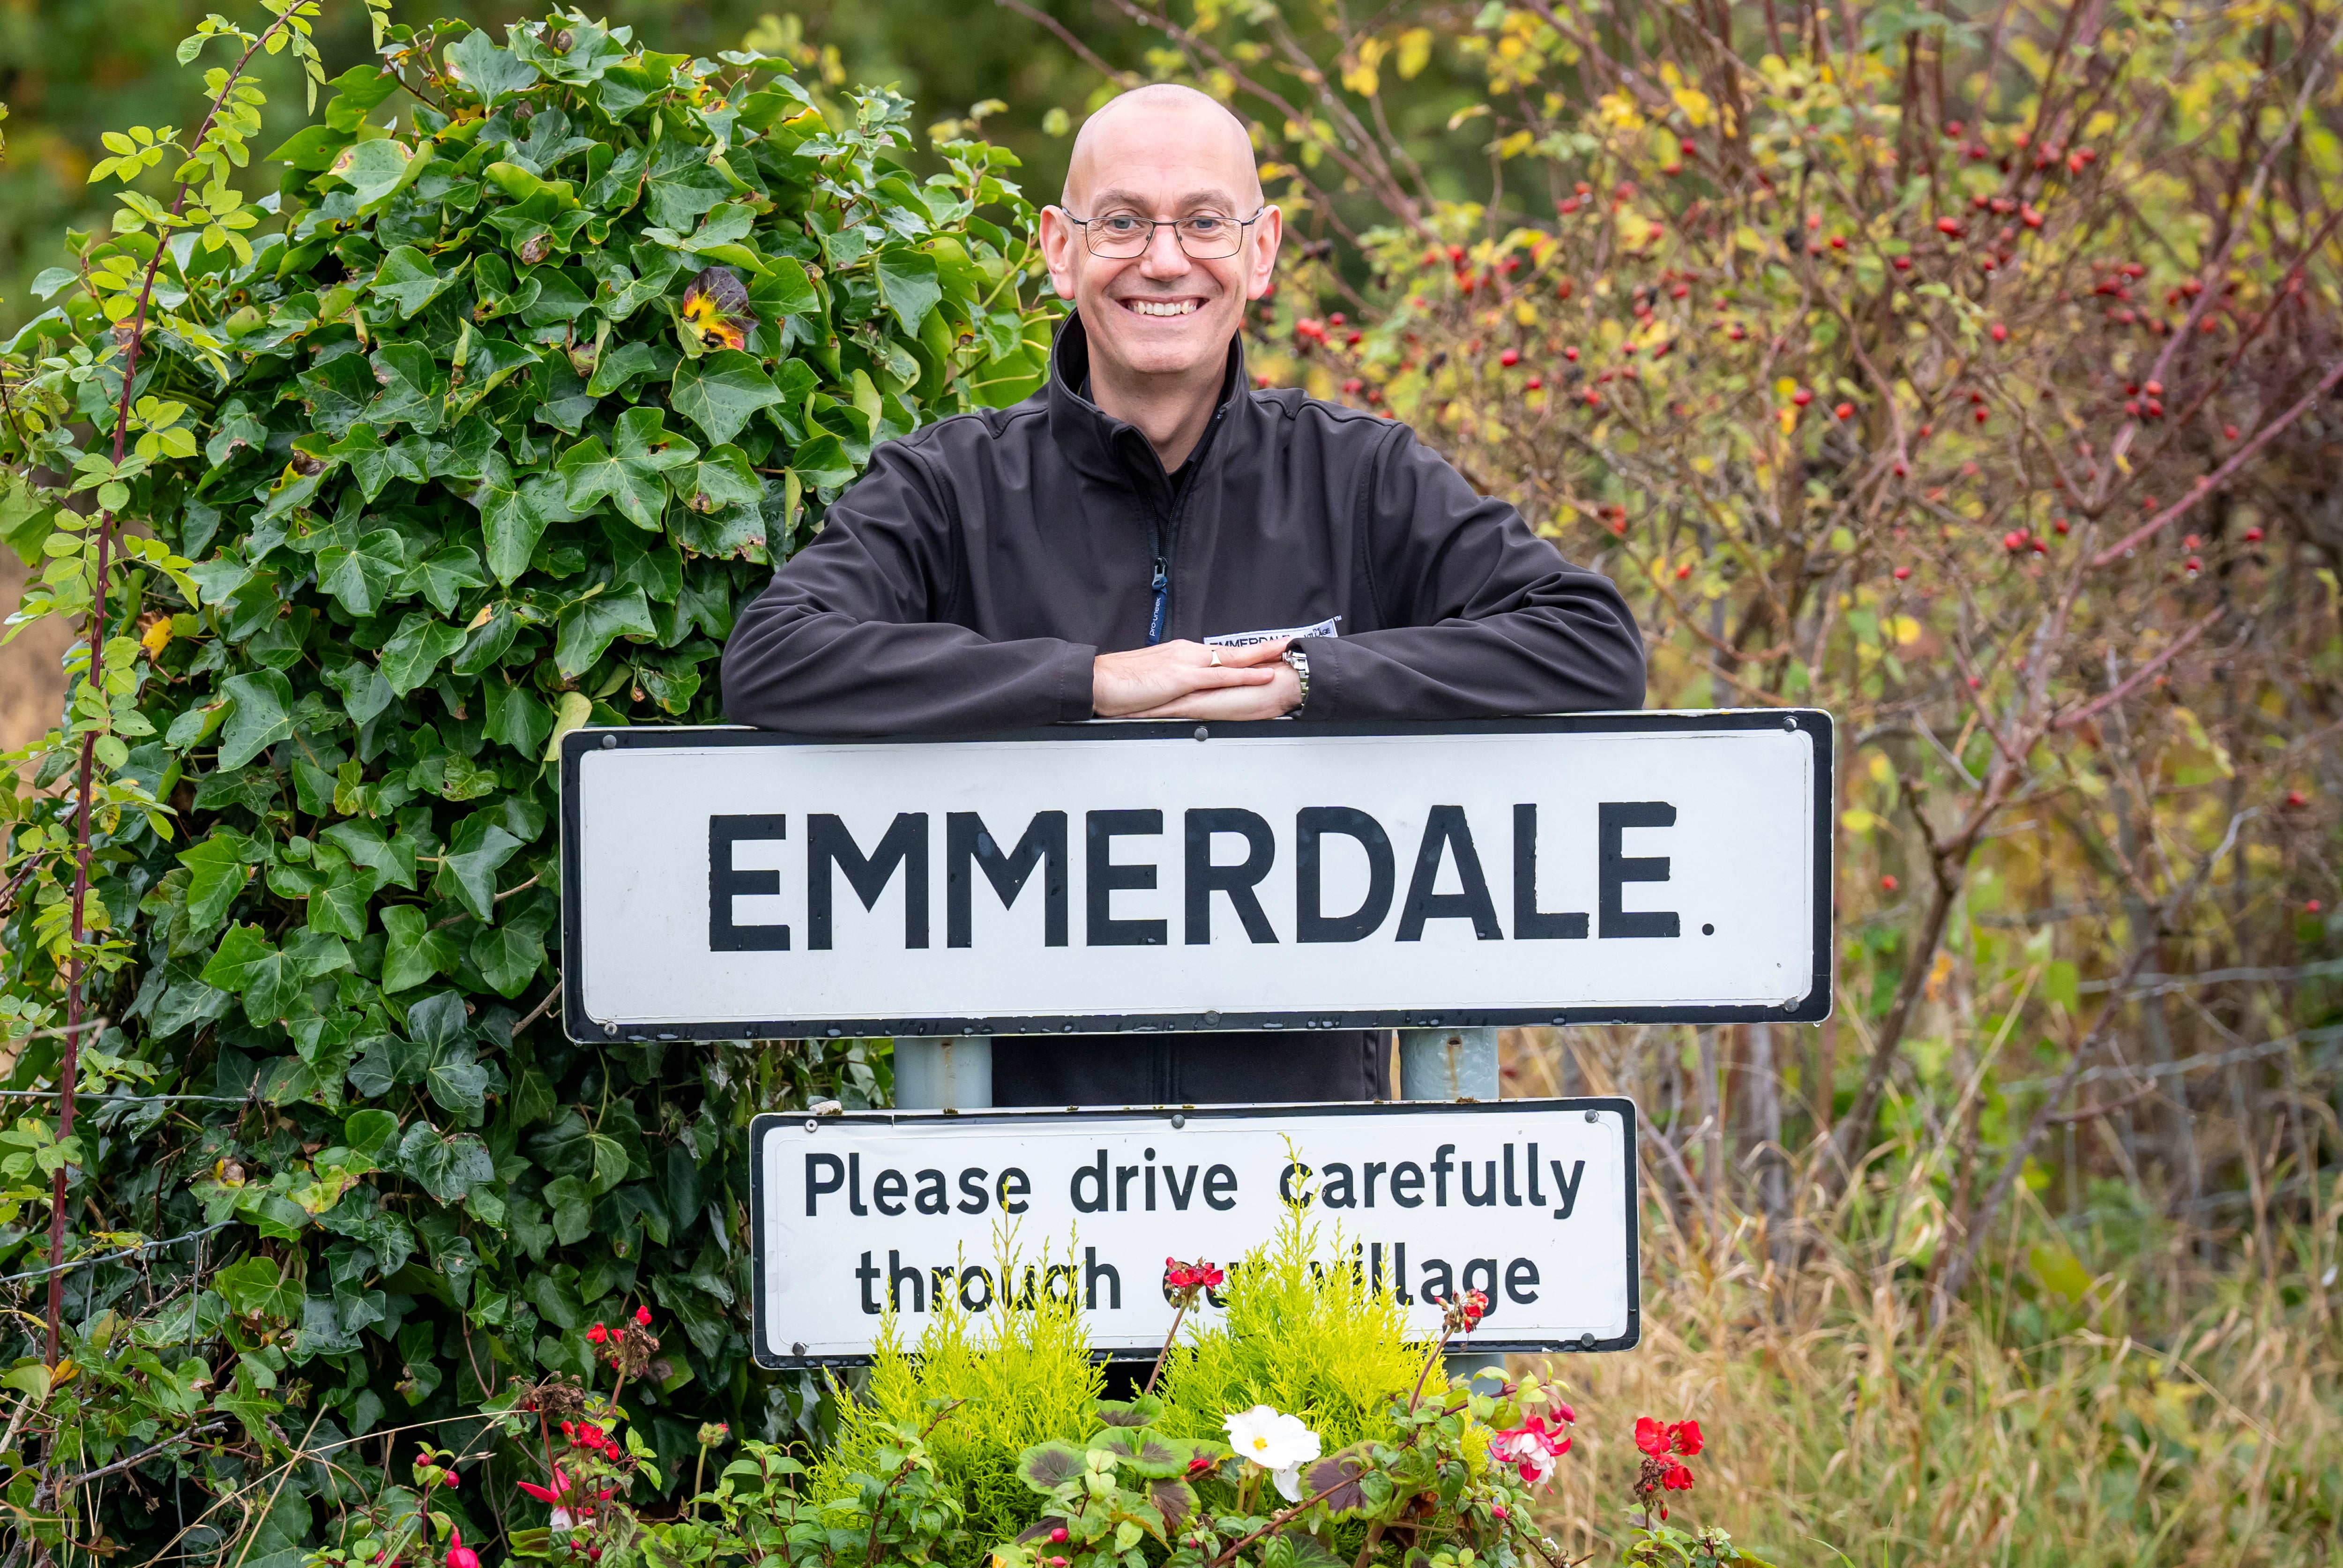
left=746, top=1095, right=1641, bottom=1370
left=560, top=710, right=1834, bottom=1043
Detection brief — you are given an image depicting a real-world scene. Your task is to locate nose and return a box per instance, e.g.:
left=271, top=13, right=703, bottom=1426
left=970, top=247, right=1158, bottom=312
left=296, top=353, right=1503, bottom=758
left=1137, top=221, right=1193, bottom=280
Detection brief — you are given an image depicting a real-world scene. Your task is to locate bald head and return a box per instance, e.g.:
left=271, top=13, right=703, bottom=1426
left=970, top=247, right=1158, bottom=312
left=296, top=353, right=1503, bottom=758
left=1061, top=83, right=1262, bottom=212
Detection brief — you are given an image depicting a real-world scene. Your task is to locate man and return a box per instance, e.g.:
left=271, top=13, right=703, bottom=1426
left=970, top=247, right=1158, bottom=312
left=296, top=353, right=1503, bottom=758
left=720, top=84, right=1644, bottom=1106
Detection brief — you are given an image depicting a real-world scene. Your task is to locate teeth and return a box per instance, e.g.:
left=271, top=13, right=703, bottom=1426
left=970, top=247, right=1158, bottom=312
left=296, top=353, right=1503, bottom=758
left=1128, top=299, right=1198, bottom=316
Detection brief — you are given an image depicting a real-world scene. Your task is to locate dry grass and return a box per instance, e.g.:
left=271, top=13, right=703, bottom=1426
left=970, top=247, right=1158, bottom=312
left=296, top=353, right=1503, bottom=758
left=1498, top=1029, right=2343, bottom=1566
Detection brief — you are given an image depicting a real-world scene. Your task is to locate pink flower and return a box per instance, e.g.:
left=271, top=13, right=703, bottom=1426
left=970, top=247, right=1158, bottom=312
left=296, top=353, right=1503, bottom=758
left=518, top=1463, right=573, bottom=1508
left=1492, top=1411, right=1574, bottom=1486
left=445, top=1529, right=481, bottom=1568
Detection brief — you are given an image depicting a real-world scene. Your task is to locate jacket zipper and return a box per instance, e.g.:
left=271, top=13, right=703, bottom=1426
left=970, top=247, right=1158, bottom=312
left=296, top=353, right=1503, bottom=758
left=1143, top=406, right=1227, bottom=647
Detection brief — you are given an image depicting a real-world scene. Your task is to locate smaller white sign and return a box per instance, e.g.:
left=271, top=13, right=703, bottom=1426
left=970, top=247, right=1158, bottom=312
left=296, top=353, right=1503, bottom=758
left=750, top=1099, right=1639, bottom=1366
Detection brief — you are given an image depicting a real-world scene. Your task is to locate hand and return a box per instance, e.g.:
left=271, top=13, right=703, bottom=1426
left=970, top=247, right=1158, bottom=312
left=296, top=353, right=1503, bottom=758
left=1125, top=660, right=1301, bottom=720
left=1093, top=638, right=1291, bottom=717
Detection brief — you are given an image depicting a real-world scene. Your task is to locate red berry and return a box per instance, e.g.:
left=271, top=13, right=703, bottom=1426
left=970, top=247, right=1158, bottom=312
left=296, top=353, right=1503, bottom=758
left=1526, top=375, right=1543, bottom=390
left=1974, top=406, right=1989, bottom=423
left=1990, top=322, right=2007, bottom=342
left=2146, top=399, right=2164, bottom=418
left=2053, top=518, right=2069, bottom=535
left=2244, top=526, right=2263, bottom=543
left=2224, top=424, right=2240, bottom=441
left=1679, top=137, right=1696, bottom=155
left=1880, top=874, right=1898, bottom=893
left=2185, top=556, right=2202, bottom=573
left=1894, top=565, right=1911, bottom=580
left=2144, top=379, right=2163, bottom=396
left=1828, top=234, right=1846, bottom=250
left=1834, top=401, right=1855, bottom=420
left=2308, top=900, right=2324, bottom=914
left=1936, top=216, right=1964, bottom=237
left=1342, top=378, right=1363, bottom=395
left=2287, top=790, right=2308, bottom=807
left=1563, top=346, right=1579, bottom=361
left=1500, top=348, right=1520, bottom=366
left=2003, top=530, right=2025, bottom=551
left=1675, top=563, right=1692, bottom=580
left=1892, top=254, right=1913, bottom=271
left=1791, top=387, right=1813, bottom=407
left=1328, top=312, right=1346, bottom=327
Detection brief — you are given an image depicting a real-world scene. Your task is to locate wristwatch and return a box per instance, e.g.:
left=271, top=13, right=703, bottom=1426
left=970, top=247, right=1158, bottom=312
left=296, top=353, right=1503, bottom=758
left=1282, top=647, right=1310, bottom=715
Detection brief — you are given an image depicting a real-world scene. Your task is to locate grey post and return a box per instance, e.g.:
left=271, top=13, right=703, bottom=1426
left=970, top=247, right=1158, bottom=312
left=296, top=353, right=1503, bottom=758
left=892, top=1037, right=994, bottom=1110
left=1397, top=1027, right=1505, bottom=1384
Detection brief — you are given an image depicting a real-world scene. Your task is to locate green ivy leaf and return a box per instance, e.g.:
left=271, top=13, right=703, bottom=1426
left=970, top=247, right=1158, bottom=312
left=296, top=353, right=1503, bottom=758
left=669, top=351, right=785, bottom=448
left=216, top=669, right=296, bottom=769
left=559, top=407, right=697, bottom=530
left=471, top=920, right=545, bottom=996
left=370, top=246, right=459, bottom=320
left=444, top=27, right=542, bottom=106
left=215, top=1256, right=303, bottom=1320
left=643, top=137, right=734, bottom=230
left=365, top=343, right=448, bottom=434
left=874, top=246, right=943, bottom=336
left=401, top=544, right=489, bottom=616
left=179, top=830, right=253, bottom=933
left=553, top=585, right=656, bottom=677
left=433, top=815, right=523, bottom=922
left=377, top=612, right=467, bottom=695
left=380, top=905, right=460, bottom=993
left=316, top=528, right=407, bottom=618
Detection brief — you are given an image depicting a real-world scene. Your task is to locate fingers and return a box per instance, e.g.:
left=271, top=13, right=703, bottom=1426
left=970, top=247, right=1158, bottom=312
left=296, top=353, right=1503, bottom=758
left=1218, top=636, right=1293, bottom=666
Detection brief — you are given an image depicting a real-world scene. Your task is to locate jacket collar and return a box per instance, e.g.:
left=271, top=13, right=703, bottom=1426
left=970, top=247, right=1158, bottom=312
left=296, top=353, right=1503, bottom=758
left=1046, top=309, right=1247, bottom=501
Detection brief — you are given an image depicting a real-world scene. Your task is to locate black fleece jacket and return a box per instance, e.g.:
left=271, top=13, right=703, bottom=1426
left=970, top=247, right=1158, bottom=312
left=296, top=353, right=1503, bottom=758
left=719, top=311, right=1645, bottom=1106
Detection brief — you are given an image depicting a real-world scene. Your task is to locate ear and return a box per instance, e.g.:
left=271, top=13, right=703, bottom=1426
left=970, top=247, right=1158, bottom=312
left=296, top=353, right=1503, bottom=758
left=1243, top=205, right=1283, bottom=301
left=1037, top=206, right=1082, bottom=302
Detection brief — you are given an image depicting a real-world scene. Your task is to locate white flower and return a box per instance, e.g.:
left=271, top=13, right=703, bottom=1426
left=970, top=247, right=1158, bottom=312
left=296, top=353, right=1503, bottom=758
left=1223, top=1405, right=1321, bottom=1487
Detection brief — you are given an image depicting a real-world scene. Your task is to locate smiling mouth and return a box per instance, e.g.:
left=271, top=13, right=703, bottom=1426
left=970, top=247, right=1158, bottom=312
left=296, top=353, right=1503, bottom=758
left=1123, top=298, right=1202, bottom=317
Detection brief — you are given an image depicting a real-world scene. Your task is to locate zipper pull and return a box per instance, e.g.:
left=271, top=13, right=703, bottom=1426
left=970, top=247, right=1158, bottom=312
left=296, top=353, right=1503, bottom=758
left=1147, top=558, right=1169, bottom=646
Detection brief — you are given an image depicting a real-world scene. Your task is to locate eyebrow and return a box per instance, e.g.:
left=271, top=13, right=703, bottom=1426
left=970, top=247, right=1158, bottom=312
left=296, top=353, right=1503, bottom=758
left=1086, top=188, right=1247, bottom=213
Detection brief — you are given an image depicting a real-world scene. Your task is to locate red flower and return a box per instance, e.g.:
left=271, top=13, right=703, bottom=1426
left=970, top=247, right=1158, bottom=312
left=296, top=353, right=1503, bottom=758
left=634, top=1305, right=653, bottom=1326
left=1636, top=1416, right=1703, bottom=1458
left=1163, top=1258, right=1225, bottom=1294
left=586, top=1323, right=608, bottom=1344
left=1662, top=1459, right=1695, bottom=1491
left=445, top=1529, right=481, bottom=1568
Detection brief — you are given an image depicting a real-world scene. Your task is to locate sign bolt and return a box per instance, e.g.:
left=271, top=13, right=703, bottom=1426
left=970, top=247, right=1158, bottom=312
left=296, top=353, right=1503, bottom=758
left=601, top=732, right=617, bottom=748
left=1170, top=1113, right=1186, bottom=1129
left=792, top=1342, right=807, bottom=1357
left=1193, top=725, right=1209, bottom=741
left=804, top=1118, right=819, bottom=1133
left=1584, top=1108, right=1599, bottom=1122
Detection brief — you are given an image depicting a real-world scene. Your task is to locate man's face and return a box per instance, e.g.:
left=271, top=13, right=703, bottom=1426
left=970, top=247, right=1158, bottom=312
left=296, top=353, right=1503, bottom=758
left=1040, top=102, right=1280, bottom=387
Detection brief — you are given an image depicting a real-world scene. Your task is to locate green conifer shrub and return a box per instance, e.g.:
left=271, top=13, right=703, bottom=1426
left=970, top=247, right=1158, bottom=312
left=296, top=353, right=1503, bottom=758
left=0, top=3, right=1055, bottom=1551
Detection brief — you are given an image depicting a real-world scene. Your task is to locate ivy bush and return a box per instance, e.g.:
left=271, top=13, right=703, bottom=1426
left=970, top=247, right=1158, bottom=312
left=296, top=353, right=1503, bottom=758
left=0, top=2, right=1054, bottom=1554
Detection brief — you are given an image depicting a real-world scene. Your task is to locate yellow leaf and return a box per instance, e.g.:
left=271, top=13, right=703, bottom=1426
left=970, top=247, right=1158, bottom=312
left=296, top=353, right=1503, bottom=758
left=1396, top=28, right=1432, bottom=80
left=1891, top=614, right=1922, bottom=646
left=1868, top=753, right=1895, bottom=787
left=1671, top=87, right=1715, bottom=128
left=1840, top=808, right=1879, bottom=833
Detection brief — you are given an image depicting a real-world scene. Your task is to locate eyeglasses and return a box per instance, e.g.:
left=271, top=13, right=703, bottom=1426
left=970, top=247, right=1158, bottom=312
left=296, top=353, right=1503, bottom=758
left=1062, top=207, right=1267, bottom=260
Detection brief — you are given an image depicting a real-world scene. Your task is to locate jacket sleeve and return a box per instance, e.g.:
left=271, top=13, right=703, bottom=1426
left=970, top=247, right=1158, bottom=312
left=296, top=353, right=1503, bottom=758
left=1303, top=424, right=1646, bottom=718
left=718, top=440, right=1098, bottom=735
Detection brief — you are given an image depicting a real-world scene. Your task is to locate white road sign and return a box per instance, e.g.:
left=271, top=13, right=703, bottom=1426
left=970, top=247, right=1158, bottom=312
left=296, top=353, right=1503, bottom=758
left=559, top=712, right=1832, bottom=1041
left=749, top=1099, right=1639, bottom=1366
